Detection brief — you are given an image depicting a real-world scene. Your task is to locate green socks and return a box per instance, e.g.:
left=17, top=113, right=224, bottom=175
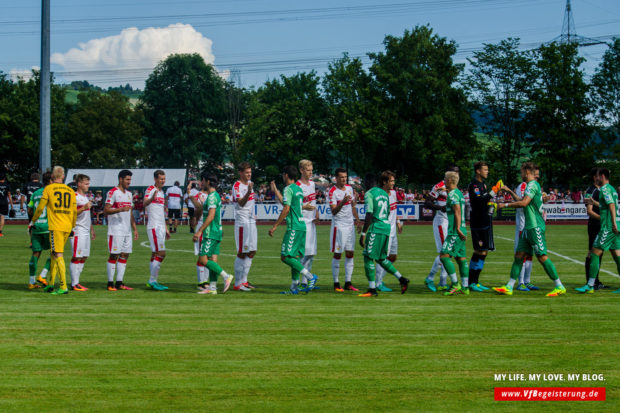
left=282, top=256, right=305, bottom=273
left=378, top=258, right=397, bottom=275
left=440, top=257, right=456, bottom=275
left=29, top=255, right=38, bottom=277
left=542, top=258, right=559, bottom=281
left=206, top=260, right=224, bottom=282
left=510, top=257, right=524, bottom=281
left=364, top=256, right=376, bottom=281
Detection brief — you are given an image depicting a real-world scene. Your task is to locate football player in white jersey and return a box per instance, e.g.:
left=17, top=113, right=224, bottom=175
left=328, top=168, right=361, bottom=292
left=144, top=170, right=170, bottom=291
left=187, top=181, right=209, bottom=289
left=375, top=171, right=403, bottom=292
left=232, top=162, right=258, bottom=291
left=165, top=181, right=183, bottom=233
left=424, top=166, right=459, bottom=291
left=69, top=174, right=95, bottom=291
left=104, top=170, right=139, bottom=291
left=296, top=159, right=319, bottom=273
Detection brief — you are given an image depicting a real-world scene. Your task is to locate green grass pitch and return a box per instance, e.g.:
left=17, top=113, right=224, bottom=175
left=0, top=223, right=617, bottom=412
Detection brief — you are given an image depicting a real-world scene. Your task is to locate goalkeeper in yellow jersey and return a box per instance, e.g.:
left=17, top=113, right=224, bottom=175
left=30, top=166, right=77, bottom=295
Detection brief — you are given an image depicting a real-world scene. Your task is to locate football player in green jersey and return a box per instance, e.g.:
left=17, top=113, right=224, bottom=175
left=269, top=166, right=318, bottom=295
left=577, top=168, right=620, bottom=293
left=438, top=171, right=470, bottom=296
left=192, top=173, right=234, bottom=295
left=496, top=162, right=566, bottom=297
left=358, top=172, right=409, bottom=297
left=27, top=171, right=52, bottom=289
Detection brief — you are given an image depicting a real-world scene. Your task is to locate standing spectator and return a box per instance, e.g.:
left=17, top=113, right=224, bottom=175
left=14, top=189, right=26, bottom=214
left=165, top=181, right=183, bottom=233
left=548, top=188, right=557, bottom=203
left=133, top=191, right=144, bottom=225
left=571, top=189, right=582, bottom=203
left=405, top=189, right=415, bottom=204
left=185, top=182, right=199, bottom=233
left=396, top=188, right=405, bottom=203
left=93, top=191, right=104, bottom=224
left=0, top=173, right=11, bottom=236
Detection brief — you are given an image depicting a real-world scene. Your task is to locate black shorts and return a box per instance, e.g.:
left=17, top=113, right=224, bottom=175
left=0, top=204, right=8, bottom=216
left=471, top=227, right=495, bottom=251
left=168, top=209, right=181, bottom=219
left=187, top=207, right=195, bottom=218
left=588, top=221, right=600, bottom=250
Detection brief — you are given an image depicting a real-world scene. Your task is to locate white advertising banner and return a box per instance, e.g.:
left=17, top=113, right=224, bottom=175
left=220, top=203, right=419, bottom=221
left=542, top=203, right=588, bottom=220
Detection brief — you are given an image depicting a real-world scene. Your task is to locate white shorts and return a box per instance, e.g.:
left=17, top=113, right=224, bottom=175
left=147, top=226, right=166, bottom=253
left=235, top=221, right=258, bottom=254
left=433, top=217, right=448, bottom=253
left=108, top=234, right=132, bottom=254
left=330, top=222, right=355, bottom=253
left=71, top=232, right=91, bottom=258
left=388, top=232, right=398, bottom=256
left=304, top=222, right=317, bottom=256
left=514, top=225, right=524, bottom=253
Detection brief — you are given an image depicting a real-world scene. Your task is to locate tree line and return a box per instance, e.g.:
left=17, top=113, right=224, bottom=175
left=1, top=26, right=618, bottom=188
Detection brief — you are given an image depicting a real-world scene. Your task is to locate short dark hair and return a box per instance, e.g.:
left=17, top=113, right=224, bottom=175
left=174, top=181, right=180, bottom=186
left=474, top=161, right=488, bottom=172
left=0, top=173, right=5, bottom=181
left=201, top=173, right=219, bottom=188
left=380, top=170, right=395, bottom=185
left=283, top=165, right=297, bottom=181
left=590, top=167, right=599, bottom=179
left=446, top=165, right=460, bottom=173
left=598, top=168, right=610, bottom=180
left=76, top=174, right=90, bottom=183
left=334, top=167, right=347, bottom=176
left=30, top=173, right=40, bottom=181
left=154, top=170, right=165, bottom=179
left=118, top=169, right=132, bottom=180
left=364, top=173, right=377, bottom=190
left=72, top=174, right=77, bottom=180
left=521, top=162, right=537, bottom=174
left=237, top=162, right=252, bottom=172
left=42, top=171, right=52, bottom=185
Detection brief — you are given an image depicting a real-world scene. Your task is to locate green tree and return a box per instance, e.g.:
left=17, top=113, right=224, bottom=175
left=526, top=42, right=593, bottom=187
left=242, top=72, right=331, bottom=178
left=0, top=71, right=67, bottom=182
left=323, top=53, right=382, bottom=176
left=464, top=38, right=535, bottom=185
left=369, top=26, right=476, bottom=184
left=141, top=53, right=228, bottom=168
left=54, top=90, right=145, bottom=168
left=591, top=38, right=620, bottom=166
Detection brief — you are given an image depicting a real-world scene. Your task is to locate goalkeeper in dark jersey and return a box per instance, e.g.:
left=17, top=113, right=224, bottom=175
left=467, top=162, right=503, bottom=292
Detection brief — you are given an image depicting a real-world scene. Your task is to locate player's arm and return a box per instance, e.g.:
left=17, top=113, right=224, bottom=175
left=501, top=186, right=520, bottom=201
left=7, top=191, right=12, bottom=210
left=268, top=205, right=289, bottom=237
left=237, top=183, right=253, bottom=207
left=424, top=186, right=445, bottom=211
left=359, top=192, right=373, bottom=247
left=130, top=207, right=138, bottom=240
left=499, top=196, right=532, bottom=209
left=269, top=181, right=283, bottom=204
left=143, top=188, right=155, bottom=207
left=71, top=192, right=77, bottom=230
left=351, top=191, right=361, bottom=227
left=453, top=202, right=466, bottom=240
left=193, top=207, right=216, bottom=241
left=330, top=194, right=350, bottom=216
left=314, top=207, right=319, bottom=223
left=610, top=202, right=618, bottom=234
left=104, top=199, right=129, bottom=215
left=586, top=204, right=600, bottom=220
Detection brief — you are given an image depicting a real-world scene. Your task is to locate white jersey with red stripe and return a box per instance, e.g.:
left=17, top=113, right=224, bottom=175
left=388, top=189, right=398, bottom=237
left=105, top=187, right=133, bottom=235
left=328, top=184, right=355, bottom=226
left=430, top=180, right=448, bottom=222
left=515, top=181, right=527, bottom=231
left=232, top=181, right=256, bottom=224
left=73, top=192, right=91, bottom=235
left=165, top=185, right=183, bottom=209
left=194, top=191, right=209, bottom=230
left=296, top=179, right=316, bottom=223
left=145, top=185, right=166, bottom=229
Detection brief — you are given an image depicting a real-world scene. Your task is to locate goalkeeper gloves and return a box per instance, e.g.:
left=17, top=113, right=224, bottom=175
left=490, top=179, right=504, bottom=197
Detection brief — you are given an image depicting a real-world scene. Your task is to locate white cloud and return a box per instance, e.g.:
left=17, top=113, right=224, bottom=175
left=9, top=66, right=39, bottom=82
left=51, top=24, right=216, bottom=87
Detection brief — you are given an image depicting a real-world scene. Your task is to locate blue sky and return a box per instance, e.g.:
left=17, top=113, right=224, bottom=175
left=1, top=0, right=618, bottom=88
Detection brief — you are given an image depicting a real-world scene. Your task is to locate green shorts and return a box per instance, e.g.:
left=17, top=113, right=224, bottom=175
left=440, top=233, right=467, bottom=258
left=31, top=232, right=50, bottom=252
left=516, top=227, right=547, bottom=256
left=281, top=229, right=305, bottom=258
left=363, top=232, right=389, bottom=261
left=592, top=229, right=620, bottom=251
left=199, top=237, right=220, bottom=257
